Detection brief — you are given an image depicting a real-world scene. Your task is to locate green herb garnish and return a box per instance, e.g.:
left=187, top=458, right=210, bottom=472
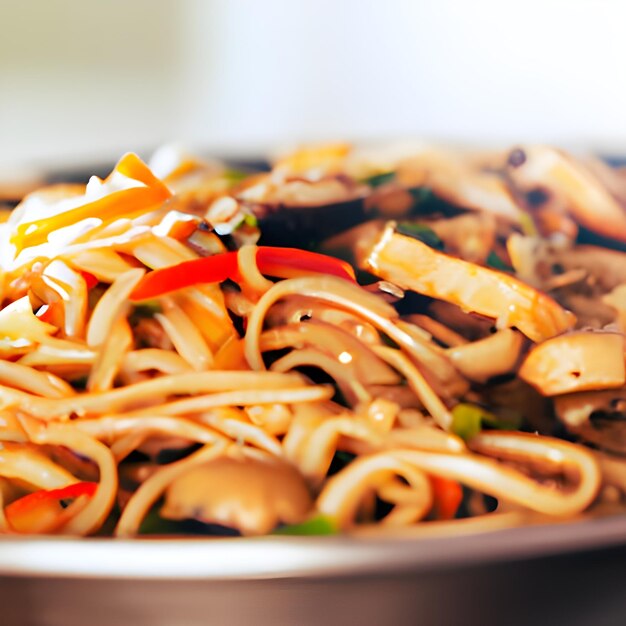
left=273, top=514, right=339, bottom=536
left=408, top=187, right=435, bottom=205
left=451, top=403, right=522, bottom=442
left=223, top=170, right=250, bottom=184
left=242, top=212, right=258, bottom=228
left=364, top=171, right=396, bottom=187
left=396, top=222, right=444, bottom=250
left=519, top=212, right=537, bottom=237
left=138, top=505, right=186, bottom=535
left=132, top=301, right=162, bottom=319
left=486, top=250, right=514, bottom=272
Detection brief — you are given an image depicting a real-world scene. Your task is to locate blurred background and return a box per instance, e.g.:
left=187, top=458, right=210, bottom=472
left=2, top=0, right=625, bottom=173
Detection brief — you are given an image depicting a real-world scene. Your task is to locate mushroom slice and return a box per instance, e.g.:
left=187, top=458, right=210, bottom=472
left=394, top=148, right=523, bottom=223
left=569, top=421, right=626, bottom=457
left=519, top=332, right=626, bottom=396
left=554, top=388, right=626, bottom=429
left=505, top=146, right=626, bottom=243
left=364, top=223, right=575, bottom=342
left=447, top=329, right=524, bottom=383
left=160, top=452, right=313, bottom=535
left=427, top=213, right=497, bottom=265
left=272, top=143, right=352, bottom=178
left=593, top=450, right=626, bottom=495
left=604, top=284, right=626, bottom=333
left=556, top=389, right=626, bottom=455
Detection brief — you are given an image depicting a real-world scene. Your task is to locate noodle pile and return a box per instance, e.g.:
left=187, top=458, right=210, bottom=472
left=0, top=143, right=624, bottom=538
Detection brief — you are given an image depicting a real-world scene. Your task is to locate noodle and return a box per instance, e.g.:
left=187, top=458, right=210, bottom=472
left=127, top=385, right=334, bottom=417
left=260, top=321, right=401, bottom=385
left=395, top=440, right=600, bottom=517
left=270, top=348, right=372, bottom=407
left=0, top=360, right=75, bottom=398
left=120, top=349, right=192, bottom=376
left=0, top=443, right=78, bottom=489
left=294, top=415, right=383, bottom=484
left=87, top=317, right=133, bottom=392
left=0, top=370, right=308, bottom=420
left=0, top=144, right=620, bottom=539
left=245, top=403, right=293, bottom=436
left=155, top=299, right=214, bottom=370
left=86, top=268, right=145, bottom=347
left=74, top=414, right=226, bottom=447
left=316, top=452, right=433, bottom=528
left=372, top=346, right=453, bottom=431
left=19, top=417, right=118, bottom=535
left=245, top=275, right=466, bottom=396
left=197, top=408, right=283, bottom=455
left=237, top=244, right=274, bottom=294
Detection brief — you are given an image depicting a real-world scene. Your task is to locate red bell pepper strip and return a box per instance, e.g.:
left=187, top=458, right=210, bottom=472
left=130, top=247, right=356, bottom=301
left=429, top=476, right=463, bottom=521
left=36, top=302, right=60, bottom=324
left=255, top=247, right=354, bottom=281
left=5, top=482, right=98, bottom=533
left=80, top=271, right=99, bottom=289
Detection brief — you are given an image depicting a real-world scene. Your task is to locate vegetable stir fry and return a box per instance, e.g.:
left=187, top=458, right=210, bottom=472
left=0, top=142, right=625, bottom=538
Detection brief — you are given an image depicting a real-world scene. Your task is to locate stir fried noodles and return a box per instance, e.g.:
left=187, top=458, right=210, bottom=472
left=0, top=143, right=625, bottom=538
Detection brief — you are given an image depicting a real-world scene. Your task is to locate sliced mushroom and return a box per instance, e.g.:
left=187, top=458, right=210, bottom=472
left=556, top=389, right=626, bottom=454
left=592, top=450, right=626, bottom=494
left=604, top=284, right=626, bottom=333
left=554, top=388, right=626, bottom=429
left=447, top=329, right=525, bottom=383
left=554, top=242, right=623, bottom=286
left=579, top=156, right=626, bottom=210
left=505, top=146, right=626, bottom=244
left=427, top=213, right=497, bottom=264
left=570, top=419, right=626, bottom=456
left=394, top=148, right=522, bottom=223
left=506, top=235, right=626, bottom=328
left=272, top=143, right=352, bottom=178
left=160, top=452, right=313, bottom=535
left=519, top=332, right=626, bottom=396
left=235, top=169, right=369, bottom=247
left=510, top=237, right=626, bottom=294
left=365, top=223, right=575, bottom=343
left=554, top=387, right=626, bottom=457
left=428, top=301, right=495, bottom=342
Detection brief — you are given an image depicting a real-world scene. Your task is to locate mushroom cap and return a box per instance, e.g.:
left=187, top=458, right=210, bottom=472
left=161, top=453, right=314, bottom=535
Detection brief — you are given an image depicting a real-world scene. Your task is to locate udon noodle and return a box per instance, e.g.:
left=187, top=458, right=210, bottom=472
left=0, top=142, right=625, bottom=538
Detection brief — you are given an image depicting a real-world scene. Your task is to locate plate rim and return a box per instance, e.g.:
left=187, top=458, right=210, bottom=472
left=2, top=514, right=626, bottom=580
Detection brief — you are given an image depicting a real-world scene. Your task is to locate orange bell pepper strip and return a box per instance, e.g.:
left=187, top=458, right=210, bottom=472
left=80, top=271, right=99, bottom=289
left=12, top=154, right=171, bottom=250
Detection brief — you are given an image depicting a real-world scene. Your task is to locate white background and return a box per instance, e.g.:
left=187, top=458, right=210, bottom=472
left=1, top=0, right=625, bottom=172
